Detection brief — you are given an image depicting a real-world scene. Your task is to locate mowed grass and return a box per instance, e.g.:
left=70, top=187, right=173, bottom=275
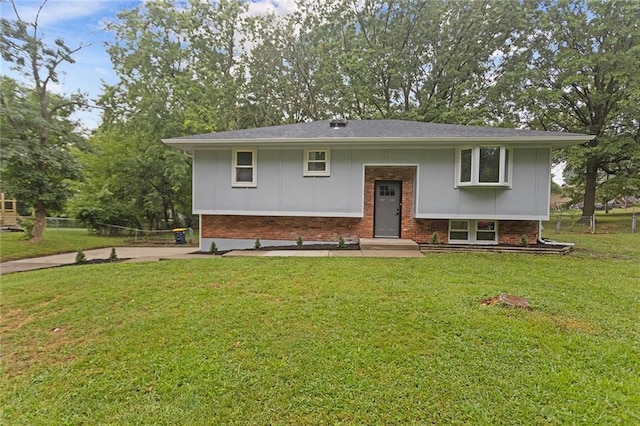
left=0, top=229, right=129, bottom=262
left=2, top=235, right=639, bottom=424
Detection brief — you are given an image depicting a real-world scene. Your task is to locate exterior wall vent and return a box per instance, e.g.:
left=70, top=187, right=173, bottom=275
left=329, top=119, right=348, bottom=128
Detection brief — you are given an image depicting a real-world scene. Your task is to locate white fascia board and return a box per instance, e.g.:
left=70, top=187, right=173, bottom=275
left=162, top=135, right=595, bottom=153
left=194, top=210, right=363, bottom=218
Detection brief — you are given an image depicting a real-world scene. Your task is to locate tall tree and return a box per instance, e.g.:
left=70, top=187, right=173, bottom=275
left=87, top=0, right=248, bottom=229
left=244, top=0, right=529, bottom=124
left=0, top=1, right=86, bottom=241
left=504, top=0, right=640, bottom=218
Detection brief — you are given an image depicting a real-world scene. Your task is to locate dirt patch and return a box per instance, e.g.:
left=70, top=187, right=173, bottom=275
left=480, top=293, right=532, bottom=309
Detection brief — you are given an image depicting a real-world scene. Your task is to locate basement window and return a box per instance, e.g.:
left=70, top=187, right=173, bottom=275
left=233, top=149, right=256, bottom=187
left=449, top=220, right=498, bottom=244
left=457, top=146, right=511, bottom=187
left=304, top=149, right=330, bottom=176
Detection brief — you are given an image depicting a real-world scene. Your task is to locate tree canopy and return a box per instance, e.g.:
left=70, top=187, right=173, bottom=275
left=2, top=0, right=637, bottom=231
left=502, top=0, right=640, bottom=217
left=0, top=0, right=87, bottom=241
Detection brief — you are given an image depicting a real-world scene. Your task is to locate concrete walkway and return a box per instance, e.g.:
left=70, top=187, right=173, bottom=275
left=0, top=247, right=198, bottom=275
left=223, top=249, right=423, bottom=258
left=1, top=246, right=423, bottom=275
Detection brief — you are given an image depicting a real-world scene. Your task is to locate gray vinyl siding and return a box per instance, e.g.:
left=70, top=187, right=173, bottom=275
left=193, top=147, right=551, bottom=220
left=194, top=148, right=363, bottom=216
left=417, top=147, right=550, bottom=219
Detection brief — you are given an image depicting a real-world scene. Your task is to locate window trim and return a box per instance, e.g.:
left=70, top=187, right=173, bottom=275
left=232, top=149, right=257, bottom=187
left=456, top=145, right=512, bottom=187
left=303, top=148, right=330, bottom=177
left=448, top=219, right=499, bottom=245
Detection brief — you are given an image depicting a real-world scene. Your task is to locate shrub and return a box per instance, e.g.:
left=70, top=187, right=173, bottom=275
left=430, top=232, right=439, bottom=244
left=18, top=217, right=34, bottom=240
left=520, top=234, right=529, bottom=247
left=337, top=235, right=346, bottom=248
left=296, top=235, right=303, bottom=248
left=75, top=249, right=86, bottom=264
left=209, top=241, right=218, bottom=255
left=109, top=247, right=118, bottom=262
left=254, top=238, right=261, bottom=249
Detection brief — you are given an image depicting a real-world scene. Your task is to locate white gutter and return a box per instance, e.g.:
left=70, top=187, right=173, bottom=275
left=538, top=220, right=575, bottom=247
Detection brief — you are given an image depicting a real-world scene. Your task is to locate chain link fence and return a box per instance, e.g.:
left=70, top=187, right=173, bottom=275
left=46, top=217, right=83, bottom=229
left=45, top=217, right=197, bottom=244
left=550, top=210, right=638, bottom=234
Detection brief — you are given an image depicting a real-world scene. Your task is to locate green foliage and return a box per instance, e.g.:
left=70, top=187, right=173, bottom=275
left=109, top=247, right=118, bottom=262
left=254, top=237, right=261, bottom=249
left=242, top=0, right=527, bottom=124
left=209, top=241, right=218, bottom=255
left=520, top=234, right=529, bottom=248
left=75, top=249, right=86, bottom=264
left=430, top=232, right=439, bottom=245
left=18, top=217, right=34, bottom=240
left=0, top=5, right=87, bottom=241
left=499, top=0, right=640, bottom=217
left=296, top=235, right=303, bottom=248
left=337, top=235, right=345, bottom=248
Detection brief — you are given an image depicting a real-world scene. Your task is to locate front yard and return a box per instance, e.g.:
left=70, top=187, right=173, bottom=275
left=2, top=233, right=639, bottom=424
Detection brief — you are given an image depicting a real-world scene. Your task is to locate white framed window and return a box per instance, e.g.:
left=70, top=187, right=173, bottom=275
left=457, top=146, right=511, bottom=187
left=449, top=220, right=469, bottom=241
left=304, top=149, right=330, bottom=176
left=233, top=149, right=256, bottom=187
left=449, top=220, right=498, bottom=244
left=475, top=220, right=498, bottom=243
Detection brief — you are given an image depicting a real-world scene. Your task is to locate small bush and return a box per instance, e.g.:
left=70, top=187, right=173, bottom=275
left=209, top=241, right=218, bottom=255
left=76, top=249, right=86, bottom=264
left=18, top=218, right=34, bottom=240
left=337, top=235, right=346, bottom=248
left=109, top=247, right=118, bottom=261
left=430, top=232, right=439, bottom=244
left=520, top=234, right=529, bottom=247
left=254, top=238, right=261, bottom=249
left=296, top=235, right=303, bottom=248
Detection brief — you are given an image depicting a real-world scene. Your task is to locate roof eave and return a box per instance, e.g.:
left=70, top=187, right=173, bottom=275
left=162, top=135, right=595, bottom=153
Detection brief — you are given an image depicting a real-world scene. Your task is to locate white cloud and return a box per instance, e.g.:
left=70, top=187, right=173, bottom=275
left=5, top=1, right=110, bottom=26
left=247, top=0, right=298, bottom=17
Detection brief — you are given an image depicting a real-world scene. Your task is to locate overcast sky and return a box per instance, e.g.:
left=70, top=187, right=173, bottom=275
left=1, top=0, right=299, bottom=129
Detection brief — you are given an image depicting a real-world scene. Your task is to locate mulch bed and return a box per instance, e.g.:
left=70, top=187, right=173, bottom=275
left=71, top=258, right=131, bottom=266
left=420, top=243, right=572, bottom=254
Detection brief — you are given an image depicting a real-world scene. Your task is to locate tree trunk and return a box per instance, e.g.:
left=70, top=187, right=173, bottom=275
left=581, top=156, right=599, bottom=219
left=30, top=201, right=47, bottom=242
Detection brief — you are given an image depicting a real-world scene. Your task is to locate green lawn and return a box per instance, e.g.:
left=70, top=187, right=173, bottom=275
left=2, top=234, right=639, bottom=424
left=0, top=228, right=129, bottom=262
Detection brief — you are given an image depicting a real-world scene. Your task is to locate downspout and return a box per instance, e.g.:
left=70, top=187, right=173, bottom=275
left=538, top=220, right=574, bottom=247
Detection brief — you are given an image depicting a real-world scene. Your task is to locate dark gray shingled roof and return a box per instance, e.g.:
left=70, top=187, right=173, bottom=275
left=163, top=119, right=594, bottom=152
left=168, top=119, right=590, bottom=140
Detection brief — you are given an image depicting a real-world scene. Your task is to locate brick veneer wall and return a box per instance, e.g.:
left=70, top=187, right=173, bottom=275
left=201, top=215, right=362, bottom=242
left=201, top=166, right=540, bottom=245
left=201, top=215, right=538, bottom=245
left=496, top=220, right=539, bottom=245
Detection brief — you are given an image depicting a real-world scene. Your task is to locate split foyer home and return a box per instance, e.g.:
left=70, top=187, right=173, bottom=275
left=163, top=119, right=594, bottom=252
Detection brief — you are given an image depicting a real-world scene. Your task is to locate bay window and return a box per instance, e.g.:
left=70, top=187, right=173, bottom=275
left=457, top=146, right=511, bottom=187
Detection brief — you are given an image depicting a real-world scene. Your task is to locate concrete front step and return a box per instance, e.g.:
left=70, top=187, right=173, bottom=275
left=359, top=238, right=419, bottom=251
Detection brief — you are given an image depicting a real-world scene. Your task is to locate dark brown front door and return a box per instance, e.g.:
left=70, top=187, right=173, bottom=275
left=374, top=181, right=401, bottom=238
